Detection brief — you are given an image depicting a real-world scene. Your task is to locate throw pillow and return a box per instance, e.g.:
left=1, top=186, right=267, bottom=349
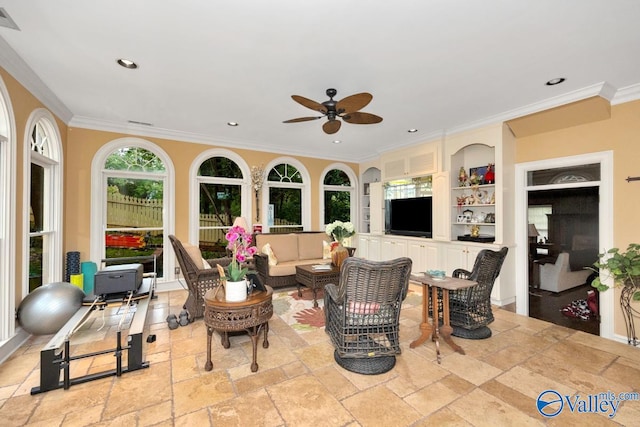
left=202, top=259, right=212, bottom=269
left=261, top=243, right=278, bottom=266
left=322, top=241, right=332, bottom=259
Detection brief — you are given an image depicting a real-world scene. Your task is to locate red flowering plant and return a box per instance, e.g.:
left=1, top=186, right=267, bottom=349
left=225, top=225, right=258, bottom=282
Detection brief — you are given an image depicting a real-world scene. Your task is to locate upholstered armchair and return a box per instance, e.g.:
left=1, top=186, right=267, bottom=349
left=449, top=247, right=508, bottom=339
left=168, top=235, right=231, bottom=321
left=324, top=257, right=412, bottom=374
left=539, top=252, right=592, bottom=293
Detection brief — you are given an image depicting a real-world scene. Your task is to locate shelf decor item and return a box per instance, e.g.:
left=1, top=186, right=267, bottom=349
left=484, top=163, right=495, bottom=184
left=458, top=167, right=468, bottom=187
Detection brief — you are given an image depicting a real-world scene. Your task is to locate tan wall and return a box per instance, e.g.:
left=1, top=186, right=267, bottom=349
left=64, top=128, right=358, bottom=254
left=515, top=99, right=640, bottom=336
left=1, top=68, right=68, bottom=306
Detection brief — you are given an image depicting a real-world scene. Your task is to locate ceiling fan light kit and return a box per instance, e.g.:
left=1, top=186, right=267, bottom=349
left=283, top=88, right=383, bottom=134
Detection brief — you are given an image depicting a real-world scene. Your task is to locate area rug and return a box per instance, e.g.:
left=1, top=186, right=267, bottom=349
left=560, top=290, right=598, bottom=321
left=272, top=285, right=423, bottom=333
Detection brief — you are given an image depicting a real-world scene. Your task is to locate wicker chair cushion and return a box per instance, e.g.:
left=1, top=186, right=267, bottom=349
left=182, top=243, right=205, bottom=270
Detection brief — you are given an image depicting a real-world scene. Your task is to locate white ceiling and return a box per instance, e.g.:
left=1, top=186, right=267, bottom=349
left=1, top=1, right=639, bottom=162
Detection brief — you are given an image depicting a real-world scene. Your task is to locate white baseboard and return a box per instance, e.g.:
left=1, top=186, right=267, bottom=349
left=0, top=327, right=31, bottom=364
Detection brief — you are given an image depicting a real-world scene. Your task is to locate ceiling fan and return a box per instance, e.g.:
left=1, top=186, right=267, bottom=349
left=283, top=88, right=383, bottom=134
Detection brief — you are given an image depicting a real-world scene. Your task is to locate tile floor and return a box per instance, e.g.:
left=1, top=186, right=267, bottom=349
left=1, top=286, right=639, bottom=426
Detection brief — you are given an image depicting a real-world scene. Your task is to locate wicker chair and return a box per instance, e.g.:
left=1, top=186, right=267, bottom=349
left=448, top=247, right=508, bottom=339
left=324, top=257, right=412, bottom=375
left=168, top=235, right=231, bottom=321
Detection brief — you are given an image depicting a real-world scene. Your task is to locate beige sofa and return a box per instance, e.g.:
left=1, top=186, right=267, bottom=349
left=254, top=232, right=332, bottom=288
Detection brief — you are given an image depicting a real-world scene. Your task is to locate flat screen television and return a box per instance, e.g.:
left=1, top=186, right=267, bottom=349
left=385, top=196, right=433, bottom=238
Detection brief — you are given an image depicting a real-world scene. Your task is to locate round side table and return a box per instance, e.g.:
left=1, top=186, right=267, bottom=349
left=203, top=285, right=273, bottom=372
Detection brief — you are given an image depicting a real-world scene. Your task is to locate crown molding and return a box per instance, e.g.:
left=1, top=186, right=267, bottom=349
left=68, top=116, right=350, bottom=162
left=0, top=36, right=73, bottom=123
left=611, top=82, right=640, bottom=105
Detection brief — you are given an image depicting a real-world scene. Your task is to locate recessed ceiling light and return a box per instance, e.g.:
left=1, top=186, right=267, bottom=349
left=227, top=122, right=239, bottom=126
left=116, top=58, right=138, bottom=69
left=333, top=140, right=342, bottom=144
left=408, top=128, right=418, bottom=133
left=545, top=77, right=565, bottom=86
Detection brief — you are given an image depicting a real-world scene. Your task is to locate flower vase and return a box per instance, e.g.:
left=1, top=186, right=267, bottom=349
left=331, top=243, right=349, bottom=269
left=225, top=279, right=248, bottom=302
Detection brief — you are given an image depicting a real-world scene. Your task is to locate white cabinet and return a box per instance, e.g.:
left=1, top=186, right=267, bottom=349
left=369, top=182, right=383, bottom=235
left=380, top=236, right=407, bottom=261
left=357, top=234, right=381, bottom=261
left=444, top=243, right=484, bottom=275
left=382, top=141, right=440, bottom=181
left=432, top=172, right=450, bottom=241
left=360, top=167, right=381, bottom=234
left=407, top=240, right=440, bottom=273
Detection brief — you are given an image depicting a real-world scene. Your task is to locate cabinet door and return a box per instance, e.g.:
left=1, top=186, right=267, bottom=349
left=369, top=182, right=383, bottom=234
left=407, top=241, right=439, bottom=273
left=382, top=157, right=406, bottom=181
left=357, top=234, right=370, bottom=259
left=380, top=237, right=407, bottom=261
left=368, top=236, right=381, bottom=261
left=407, top=150, right=437, bottom=176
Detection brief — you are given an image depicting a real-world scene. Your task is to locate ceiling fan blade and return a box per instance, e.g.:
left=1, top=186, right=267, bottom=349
left=336, top=93, right=372, bottom=114
left=323, top=120, right=341, bottom=134
left=343, top=112, right=383, bottom=124
left=291, top=95, right=328, bottom=114
left=283, top=116, right=323, bottom=123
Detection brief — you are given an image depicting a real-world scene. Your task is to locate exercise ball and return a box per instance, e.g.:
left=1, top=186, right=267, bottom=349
left=17, top=282, right=85, bottom=335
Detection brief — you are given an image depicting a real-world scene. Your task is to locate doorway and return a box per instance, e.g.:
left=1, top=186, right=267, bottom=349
left=514, top=151, right=614, bottom=340
left=528, top=186, right=599, bottom=335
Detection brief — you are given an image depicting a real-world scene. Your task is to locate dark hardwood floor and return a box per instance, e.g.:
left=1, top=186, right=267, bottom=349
left=528, top=283, right=600, bottom=336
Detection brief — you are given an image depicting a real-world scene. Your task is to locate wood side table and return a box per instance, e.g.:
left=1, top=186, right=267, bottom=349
left=409, top=273, right=477, bottom=363
left=295, top=264, right=340, bottom=308
left=203, top=285, right=273, bottom=372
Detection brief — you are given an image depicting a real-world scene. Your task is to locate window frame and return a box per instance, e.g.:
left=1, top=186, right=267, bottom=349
left=22, top=109, right=63, bottom=297
left=91, top=138, right=175, bottom=280
left=262, top=157, right=310, bottom=232
left=0, top=75, right=16, bottom=341
left=319, top=163, right=357, bottom=230
left=189, top=149, right=251, bottom=246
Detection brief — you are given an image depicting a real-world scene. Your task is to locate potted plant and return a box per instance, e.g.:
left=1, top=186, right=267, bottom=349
left=325, top=220, right=356, bottom=268
left=224, top=224, right=258, bottom=301
left=591, top=243, right=640, bottom=300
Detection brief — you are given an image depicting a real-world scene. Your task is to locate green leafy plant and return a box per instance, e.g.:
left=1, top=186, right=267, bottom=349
left=591, top=243, right=640, bottom=301
left=325, top=220, right=355, bottom=244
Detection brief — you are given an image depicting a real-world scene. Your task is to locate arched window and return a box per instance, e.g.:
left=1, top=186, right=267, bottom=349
left=194, top=152, right=249, bottom=258
left=24, top=110, right=62, bottom=293
left=265, top=159, right=310, bottom=233
left=92, top=139, right=174, bottom=280
left=0, top=76, right=16, bottom=340
left=321, top=164, right=357, bottom=228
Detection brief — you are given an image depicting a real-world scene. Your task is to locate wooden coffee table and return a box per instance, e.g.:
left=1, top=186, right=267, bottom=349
left=295, top=264, right=340, bottom=308
left=203, top=285, right=273, bottom=372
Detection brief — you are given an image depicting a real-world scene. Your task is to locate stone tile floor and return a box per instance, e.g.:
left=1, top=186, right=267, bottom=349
left=1, top=286, right=639, bottom=426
